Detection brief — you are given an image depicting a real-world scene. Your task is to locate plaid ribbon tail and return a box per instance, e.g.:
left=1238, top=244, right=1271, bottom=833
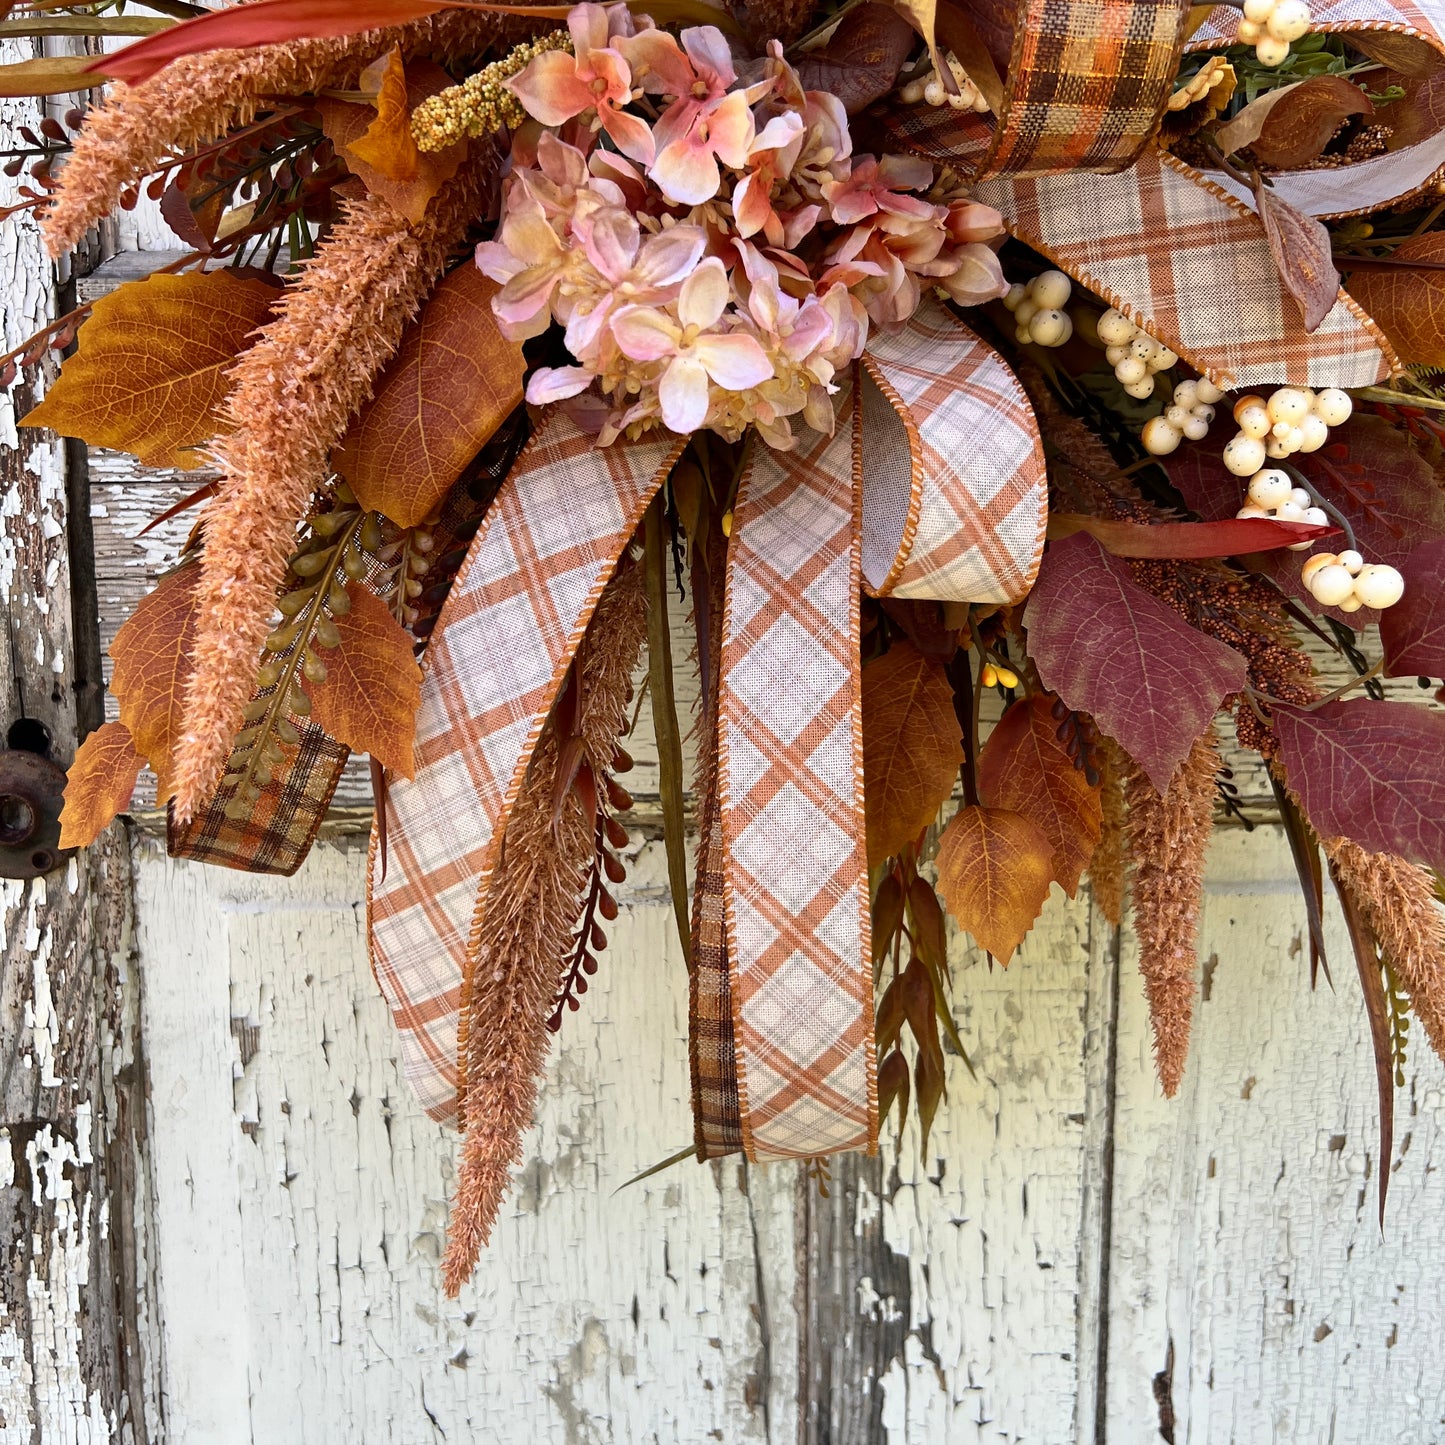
left=168, top=715, right=350, bottom=876
left=366, top=410, right=681, bottom=1123
left=706, top=305, right=1046, bottom=1161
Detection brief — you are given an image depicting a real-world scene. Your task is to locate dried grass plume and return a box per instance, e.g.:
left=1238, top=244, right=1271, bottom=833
left=1126, top=728, right=1219, bottom=1096
left=442, top=561, right=648, bottom=1295
left=169, top=155, right=496, bottom=821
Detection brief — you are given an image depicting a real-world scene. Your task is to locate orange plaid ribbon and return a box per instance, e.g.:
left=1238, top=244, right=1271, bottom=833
left=366, top=301, right=1045, bottom=1158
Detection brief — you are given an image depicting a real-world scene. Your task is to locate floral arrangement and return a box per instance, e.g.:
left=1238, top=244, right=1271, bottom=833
left=6, top=0, right=1445, bottom=1297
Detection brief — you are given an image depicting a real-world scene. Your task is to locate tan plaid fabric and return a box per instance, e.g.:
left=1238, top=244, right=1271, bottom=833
left=971, top=147, right=1398, bottom=388
left=860, top=301, right=1047, bottom=605
left=708, top=312, right=1046, bottom=1161
left=168, top=718, right=349, bottom=876
left=1189, top=0, right=1445, bottom=220
left=716, top=399, right=876, bottom=1160
left=366, top=410, right=679, bottom=1122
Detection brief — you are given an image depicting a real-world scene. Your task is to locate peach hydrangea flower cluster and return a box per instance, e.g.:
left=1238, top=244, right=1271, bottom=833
left=475, top=1, right=1009, bottom=448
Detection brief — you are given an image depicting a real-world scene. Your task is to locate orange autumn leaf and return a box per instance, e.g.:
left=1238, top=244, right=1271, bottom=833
left=302, top=582, right=422, bottom=776
left=109, top=561, right=204, bottom=798
left=59, top=722, right=145, bottom=849
left=333, top=265, right=524, bottom=528
left=318, top=54, right=466, bottom=227
left=22, top=270, right=277, bottom=469
left=862, top=641, right=963, bottom=869
left=934, top=804, right=1053, bottom=965
left=1345, top=232, right=1445, bottom=368
left=977, top=694, right=1102, bottom=898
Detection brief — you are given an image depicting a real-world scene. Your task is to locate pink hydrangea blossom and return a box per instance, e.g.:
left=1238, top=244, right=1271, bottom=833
left=612, top=259, right=774, bottom=434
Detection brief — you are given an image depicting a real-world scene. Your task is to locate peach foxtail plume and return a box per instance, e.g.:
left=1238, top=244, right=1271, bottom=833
left=1125, top=728, right=1219, bottom=1096
left=42, top=10, right=536, bottom=257
left=168, top=153, right=496, bottom=822
left=441, top=563, right=648, bottom=1295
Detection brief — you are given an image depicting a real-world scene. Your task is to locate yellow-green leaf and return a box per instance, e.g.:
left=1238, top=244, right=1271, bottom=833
left=22, top=270, right=277, bottom=469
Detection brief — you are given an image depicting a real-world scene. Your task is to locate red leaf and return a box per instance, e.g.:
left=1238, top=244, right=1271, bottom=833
left=1380, top=537, right=1445, bottom=678
left=1166, top=414, right=1445, bottom=623
left=1048, top=512, right=1336, bottom=558
left=95, top=0, right=457, bottom=84
left=1025, top=533, right=1246, bottom=790
left=1275, top=699, right=1445, bottom=871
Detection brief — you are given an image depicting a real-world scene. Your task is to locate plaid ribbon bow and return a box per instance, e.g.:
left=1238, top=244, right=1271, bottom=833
left=365, top=300, right=1045, bottom=1154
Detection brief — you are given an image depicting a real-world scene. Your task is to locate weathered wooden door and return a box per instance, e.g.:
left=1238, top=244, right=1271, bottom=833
left=8, top=236, right=1445, bottom=1445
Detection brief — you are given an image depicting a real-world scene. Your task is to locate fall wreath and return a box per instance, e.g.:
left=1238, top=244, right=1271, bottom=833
left=6, top=0, right=1445, bottom=1294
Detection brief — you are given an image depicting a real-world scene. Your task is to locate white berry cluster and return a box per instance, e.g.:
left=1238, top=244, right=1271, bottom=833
left=1003, top=270, right=1074, bottom=346
left=1220, top=386, right=1351, bottom=476
left=898, top=52, right=991, bottom=113
left=1237, top=0, right=1311, bottom=66
left=1299, top=551, right=1405, bottom=611
left=1233, top=468, right=1329, bottom=547
left=1097, top=308, right=1178, bottom=398
left=1140, top=377, right=1226, bottom=454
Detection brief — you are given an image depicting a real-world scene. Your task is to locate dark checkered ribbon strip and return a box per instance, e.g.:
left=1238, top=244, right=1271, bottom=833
left=887, top=0, right=1194, bottom=181
left=168, top=710, right=350, bottom=877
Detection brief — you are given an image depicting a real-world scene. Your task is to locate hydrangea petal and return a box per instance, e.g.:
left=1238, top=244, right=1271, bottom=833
left=659, top=354, right=711, bottom=433
left=695, top=333, right=773, bottom=390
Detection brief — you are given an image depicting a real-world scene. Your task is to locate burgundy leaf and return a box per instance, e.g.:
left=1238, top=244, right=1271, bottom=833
left=1025, top=532, right=1247, bottom=790
left=1381, top=537, right=1445, bottom=678
left=1274, top=699, right=1445, bottom=870
left=1254, top=182, right=1340, bottom=333
left=1166, top=413, right=1445, bottom=624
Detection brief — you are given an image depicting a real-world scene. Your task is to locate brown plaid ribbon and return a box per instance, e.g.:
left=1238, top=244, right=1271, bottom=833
left=690, top=303, right=1045, bottom=1159
left=167, top=718, right=350, bottom=876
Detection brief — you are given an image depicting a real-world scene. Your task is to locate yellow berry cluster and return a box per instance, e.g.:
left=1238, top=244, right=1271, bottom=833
left=1237, top=0, right=1311, bottom=66
left=411, top=30, right=572, bottom=153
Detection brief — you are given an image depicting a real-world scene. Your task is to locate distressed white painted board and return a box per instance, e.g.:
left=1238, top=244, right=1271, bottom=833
left=130, top=835, right=1109, bottom=1443
left=1104, top=827, right=1445, bottom=1445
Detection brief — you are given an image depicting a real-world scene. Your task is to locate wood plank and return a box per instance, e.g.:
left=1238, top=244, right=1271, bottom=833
left=0, top=63, right=157, bottom=1445
left=130, top=836, right=799, bottom=1443
left=1102, top=827, right=1445, bottom=1443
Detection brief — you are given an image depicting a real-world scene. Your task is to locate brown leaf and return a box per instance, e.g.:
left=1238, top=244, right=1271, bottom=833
left=793, top=3, right=916, bottom=115
left=1381, top=537, right=1445, bottom=678
left=1384, top=69, right=1445, bottom=151
left=58, top=722, right=144, bottom=849
left=109, top=561, right=203, bottom=797
left=934, top=804, right=1053, bottom=964
left=21, top=270, right=276, bottom=468
left=1351, top=30, right=1445, bottom=79
left=1219, top=76, right=1372, bottom=168
left=333, top=265, right=524, bottom=528
left=877, top=1046, right=910, bottom=1134
left=318, top=54, right=465, bottom=226
left=1254, top=181, right=1340, bottom=333
left=977, top=695, right=1102, bottom=898
left=302, top=582, right=422, bottom=777
left=862, top=641, right=964, bottom=869
left=1344, top=231, right=1445, bottom=367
